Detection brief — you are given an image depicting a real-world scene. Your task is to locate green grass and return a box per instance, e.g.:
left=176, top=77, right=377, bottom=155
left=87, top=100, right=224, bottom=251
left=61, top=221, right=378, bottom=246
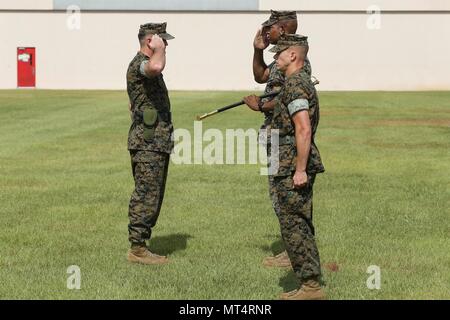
left=0, top=90, right=449, bottom=300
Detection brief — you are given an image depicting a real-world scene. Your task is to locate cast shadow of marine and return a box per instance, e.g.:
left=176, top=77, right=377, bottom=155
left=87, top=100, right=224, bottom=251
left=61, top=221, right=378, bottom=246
left=148, top=233, right=192, bottom=255
left=279, top=272, right=298, bottom=292
left=261, top=237, right=299, bottom=292
left=260, top=237, right=285, bottom=256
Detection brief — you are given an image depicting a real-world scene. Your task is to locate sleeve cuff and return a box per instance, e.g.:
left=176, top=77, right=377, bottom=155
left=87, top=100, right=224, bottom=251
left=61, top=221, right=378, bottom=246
left=288, top=98, right=309, bottom=116
left=139, top=60, right=150, bottom=78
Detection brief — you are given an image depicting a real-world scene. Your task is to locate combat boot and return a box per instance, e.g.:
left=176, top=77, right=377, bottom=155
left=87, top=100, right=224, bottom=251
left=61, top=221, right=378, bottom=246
left=280, top=279, right=326, bottom=300
left=127, top=244, right=169, bottom=265
left=262, top=250, right=292, bottom=268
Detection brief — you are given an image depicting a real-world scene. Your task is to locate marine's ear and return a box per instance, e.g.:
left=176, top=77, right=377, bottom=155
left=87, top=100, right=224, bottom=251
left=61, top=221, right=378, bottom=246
left=290, top=49, right=297, bottom=62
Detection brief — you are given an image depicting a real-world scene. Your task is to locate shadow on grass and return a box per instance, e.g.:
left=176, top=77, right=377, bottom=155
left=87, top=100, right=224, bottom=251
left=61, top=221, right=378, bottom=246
left=259, top=238, right=299, bottom=292
left=279, top=271, right=299, bottom=292
left=149, top=233, right=192, bottom=255
left=260, top=238, right=300, bottom=292
left=260, top=238, right=285, bottom=255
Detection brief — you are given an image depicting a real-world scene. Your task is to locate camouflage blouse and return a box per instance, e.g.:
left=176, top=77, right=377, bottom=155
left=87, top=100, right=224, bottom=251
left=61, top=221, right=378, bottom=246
left=262, top=58, right=312, bottom=127
left=270, top=67, right=324, bottom=176
left=126, top=52, right=174, bottom=154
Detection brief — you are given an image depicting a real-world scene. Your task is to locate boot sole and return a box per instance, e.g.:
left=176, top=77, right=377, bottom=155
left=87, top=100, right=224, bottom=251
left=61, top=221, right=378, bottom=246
left=280, top=295, right=326, bottom=300
left=127, top=254, right=169, bottom=265
left=280, top=291, right=326, bottom=300
left=262, top=261, right=292, bottom=268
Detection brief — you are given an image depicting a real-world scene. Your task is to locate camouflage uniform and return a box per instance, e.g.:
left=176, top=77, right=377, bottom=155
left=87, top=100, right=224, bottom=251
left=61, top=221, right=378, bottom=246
left=261, top=61, right=286, bottom=216
left=259, top=10, right=312, bottom=218
left=269, top=35, right=325, bottom=283
left=127, top=23, right=174, bottom=246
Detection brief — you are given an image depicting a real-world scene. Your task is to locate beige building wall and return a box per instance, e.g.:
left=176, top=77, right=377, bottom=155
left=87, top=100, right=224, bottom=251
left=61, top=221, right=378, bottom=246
left=0, top=0, right=53, bottom=10
left=0, top=10, right=449, bottom=90
left=260, top=0, right=450, bottom=11
left=2, top=0, right=449, bottom=11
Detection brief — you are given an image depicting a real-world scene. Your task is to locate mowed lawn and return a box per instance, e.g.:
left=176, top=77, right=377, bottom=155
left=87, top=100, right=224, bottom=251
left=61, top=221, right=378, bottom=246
left=0, top=90, right=449, bottom=300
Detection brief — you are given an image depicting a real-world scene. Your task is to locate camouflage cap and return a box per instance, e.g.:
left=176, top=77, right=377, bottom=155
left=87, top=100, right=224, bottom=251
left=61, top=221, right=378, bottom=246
left=262, top=10, right=297, bottom=27
left=269, top=34, right=308, bottom=53
left=138, top=22, right=175, bottom=40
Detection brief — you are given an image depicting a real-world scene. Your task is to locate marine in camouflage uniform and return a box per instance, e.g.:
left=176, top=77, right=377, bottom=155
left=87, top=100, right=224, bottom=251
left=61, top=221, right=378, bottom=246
left=245, top=10, right=313, bottom=267
left=263, top=59, right=311, bottom=220
left=126, top=23, right=175, bottom=264
left=269, top=34, right=326, bottom=299
left=260, top=11, right=312, bottom=132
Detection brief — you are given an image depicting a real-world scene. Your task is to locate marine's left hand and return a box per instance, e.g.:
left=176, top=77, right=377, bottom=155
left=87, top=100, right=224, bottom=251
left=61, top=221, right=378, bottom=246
left=293, top=170, right=308, bottom=189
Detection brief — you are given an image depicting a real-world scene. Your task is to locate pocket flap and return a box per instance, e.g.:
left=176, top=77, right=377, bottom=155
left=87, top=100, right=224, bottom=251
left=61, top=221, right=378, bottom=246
left=143, top=108, right=157, bottom=127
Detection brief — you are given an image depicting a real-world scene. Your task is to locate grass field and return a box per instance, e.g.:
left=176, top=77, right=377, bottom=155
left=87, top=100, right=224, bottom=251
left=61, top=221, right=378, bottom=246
left=0, top=90, right=449, bottom=300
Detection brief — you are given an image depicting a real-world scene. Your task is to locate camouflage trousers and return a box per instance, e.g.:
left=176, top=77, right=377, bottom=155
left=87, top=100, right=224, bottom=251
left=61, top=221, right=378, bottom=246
left=128, top=150, right=170, bottom=245
left=266, top=144, right=281, bottom=216
left=261, top=124, right=280, bottom=217
left=268, top=175, right=281, bottom=216
left=271, top=173, right=322, bottom=283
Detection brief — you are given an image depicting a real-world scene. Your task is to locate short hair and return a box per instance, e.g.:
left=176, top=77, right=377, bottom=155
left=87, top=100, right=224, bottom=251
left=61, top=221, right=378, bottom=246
left=291, top=45, right=308, bottom=61
left=138, top=30, right=153, bottom=46
left=278, top=19, right=298, bottom=34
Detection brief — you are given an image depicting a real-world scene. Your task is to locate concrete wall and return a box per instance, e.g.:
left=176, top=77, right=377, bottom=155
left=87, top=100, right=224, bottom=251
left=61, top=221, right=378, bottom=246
left=2, top=0, right=450, bottom=11
left=52, top=0, right=259, bottom=11
left=0, top=0, right=53, bottom=10
left=0, top=10, right=449, bottom=90
left=260, top=0, right=450, bottom=11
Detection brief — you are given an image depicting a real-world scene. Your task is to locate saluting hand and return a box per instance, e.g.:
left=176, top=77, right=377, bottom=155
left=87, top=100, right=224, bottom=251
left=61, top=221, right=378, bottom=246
left=149, top=34, right=166, bottom=51
left=253, top=28, right=269, bottom=50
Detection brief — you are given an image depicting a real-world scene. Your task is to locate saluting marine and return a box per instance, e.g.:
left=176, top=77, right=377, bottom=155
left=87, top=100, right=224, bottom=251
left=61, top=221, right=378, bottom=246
left=126, top=23, right=175, bottom=265
left=243, top=10, right=313, bottom=270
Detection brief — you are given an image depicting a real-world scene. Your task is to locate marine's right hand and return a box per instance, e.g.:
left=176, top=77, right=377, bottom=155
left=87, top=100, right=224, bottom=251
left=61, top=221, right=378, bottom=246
left=149, top=34, right=166, bottom=51
left=243, top=95, right=260, bottom=112
left=253, top=28, right=269, bottom=50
